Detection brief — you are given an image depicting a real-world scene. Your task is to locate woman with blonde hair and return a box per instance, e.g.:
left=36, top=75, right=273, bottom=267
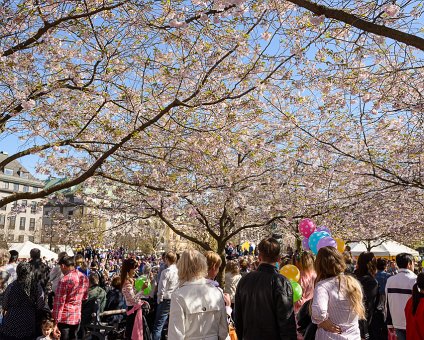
left=312, top=246, right=365, bottom=339
left=204, top=251, right=222, bottom=285
left=168, top=250, right=228, bottom=340
left=294, top=251, right=316, bottom=313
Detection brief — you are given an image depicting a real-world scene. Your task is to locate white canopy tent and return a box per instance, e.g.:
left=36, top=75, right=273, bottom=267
left=39, top=244, right=74, bottom=257
left=9, top=241, right=58, bottom=260
left=349, top=240, right=419, bottom=258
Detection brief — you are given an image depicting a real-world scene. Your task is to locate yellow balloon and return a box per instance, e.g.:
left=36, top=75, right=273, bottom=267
left=241, top=241, right=250, bottom=251
left=280, top=264, right=300, bottom=282
left=335, top=238, right=346, bottom=253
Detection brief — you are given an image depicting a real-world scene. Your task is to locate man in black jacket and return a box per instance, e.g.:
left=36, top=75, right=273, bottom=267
left=234, top=237, right=296, bottom=340
left=29, top=248, right=50, bottom=293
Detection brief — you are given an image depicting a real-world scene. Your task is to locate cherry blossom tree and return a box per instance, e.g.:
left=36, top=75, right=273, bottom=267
left=1, top=0, right=423, bottom=207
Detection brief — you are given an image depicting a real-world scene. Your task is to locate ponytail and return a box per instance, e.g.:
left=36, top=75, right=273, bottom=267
left=412, top=283, right=421, bottom=315
left=342, top=275, right=366, bottom=320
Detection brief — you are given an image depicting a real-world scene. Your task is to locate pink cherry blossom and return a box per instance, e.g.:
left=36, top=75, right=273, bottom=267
left=383, top=4, right=400, bottom=17
left=310, top=15, right=325, bottom=26
left=21, top=99, right=35, bottom=110
left=262, top=32, right=271, bottom=41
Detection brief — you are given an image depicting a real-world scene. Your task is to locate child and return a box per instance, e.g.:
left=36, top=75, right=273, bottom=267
left=37, top=318, right=55, bottom=340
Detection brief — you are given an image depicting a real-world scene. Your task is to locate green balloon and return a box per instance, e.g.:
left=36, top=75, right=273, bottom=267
left=135, top=276, right=152, bottom=295
left=291, top=280, right=303, bottom=303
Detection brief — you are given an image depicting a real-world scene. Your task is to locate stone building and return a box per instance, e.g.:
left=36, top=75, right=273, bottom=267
left=0, top=152, right=44, bottom=243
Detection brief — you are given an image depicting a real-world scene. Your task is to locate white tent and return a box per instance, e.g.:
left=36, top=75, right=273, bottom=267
left=9, top=241, right=58, bottom=260
left=349, top=240, right=419, bottom=257
left=39, top=244, right=74, bottom=256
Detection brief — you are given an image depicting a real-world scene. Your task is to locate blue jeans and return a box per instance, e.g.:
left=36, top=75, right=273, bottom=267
left=395, top=329, right=406, bottom=340
left=152, top=300, right=171, bottom=340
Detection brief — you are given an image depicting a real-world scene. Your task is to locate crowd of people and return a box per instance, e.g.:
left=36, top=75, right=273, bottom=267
left=0, top=238, right=423, bottom=340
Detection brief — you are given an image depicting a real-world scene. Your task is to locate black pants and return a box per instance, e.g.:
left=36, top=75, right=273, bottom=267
left=58, top=323, right=79, bottom=340
left=126, top=306, right=137, bottom=340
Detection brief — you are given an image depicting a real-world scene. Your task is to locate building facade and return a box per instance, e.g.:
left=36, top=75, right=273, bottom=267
left=0, top=152, right=44, bottom=244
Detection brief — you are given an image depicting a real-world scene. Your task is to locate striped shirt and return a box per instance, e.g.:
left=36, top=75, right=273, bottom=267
left=385, top=269, right=416, bottom=329
left=311, top=276, right=361, bottom=339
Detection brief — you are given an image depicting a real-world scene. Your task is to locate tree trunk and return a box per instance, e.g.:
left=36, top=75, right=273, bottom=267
left=216, top=242, right=227, bottom=288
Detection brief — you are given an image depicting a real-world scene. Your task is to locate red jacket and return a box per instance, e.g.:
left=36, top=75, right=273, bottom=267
left=405, top=296, right=424, bottom=340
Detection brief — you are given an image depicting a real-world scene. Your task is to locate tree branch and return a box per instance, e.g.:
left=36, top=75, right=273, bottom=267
left=286, top=0, right=424, bottom=51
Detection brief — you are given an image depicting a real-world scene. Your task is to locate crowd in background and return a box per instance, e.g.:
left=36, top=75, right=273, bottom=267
left=0, top=240, right=423, bottom=340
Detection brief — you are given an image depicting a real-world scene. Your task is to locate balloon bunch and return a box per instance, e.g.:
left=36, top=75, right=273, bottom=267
left=279, top=264, right=302, bottom=303
left=298, top=218, right=345, bottom=255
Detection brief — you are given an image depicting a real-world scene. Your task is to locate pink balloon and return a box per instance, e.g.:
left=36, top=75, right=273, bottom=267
left=298, top=218, right=316, bottom=238
left=317, top=236, right=337, bottom=251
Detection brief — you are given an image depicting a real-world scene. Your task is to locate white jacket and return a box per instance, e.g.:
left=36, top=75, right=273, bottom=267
left=386, top=268, right=417, bottom=329
left=168, top=278, right=229, bottom=340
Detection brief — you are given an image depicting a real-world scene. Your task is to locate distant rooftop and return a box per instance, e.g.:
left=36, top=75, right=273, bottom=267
left=44, top=177, right=80, bottom=195
left=0, top=151, right=43, bottom=186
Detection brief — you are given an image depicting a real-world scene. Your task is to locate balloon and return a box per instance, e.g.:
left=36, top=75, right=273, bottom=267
left=316, top=226, right=331, bottom=234
left=298, top=218, right=316, bottom=238
left=335, top=238, right=346, bottom=253
left=308, top=231, right=330, bottom=255
left=317, top=236, right=337, bottom=251
left=291, top=281, right=303, bottom=303
left=302, top=237, right=310, bottom=250
left=280, top=264, right=300, bottom=282
left=135, top=276, right=152, bottom=295
left=241, top=241, right=250, bottom=251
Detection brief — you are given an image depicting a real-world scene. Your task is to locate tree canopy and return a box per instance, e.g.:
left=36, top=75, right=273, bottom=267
left=1, top=0, right=423, bottom=248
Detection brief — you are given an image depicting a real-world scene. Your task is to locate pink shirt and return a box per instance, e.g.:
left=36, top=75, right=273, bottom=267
left=294, top=270, right=316, bottom=313
left=122, top=280, right=142, bottom=307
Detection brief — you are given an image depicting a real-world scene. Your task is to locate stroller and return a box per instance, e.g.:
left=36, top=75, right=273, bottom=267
left=83, top=300, right=152, bottom=340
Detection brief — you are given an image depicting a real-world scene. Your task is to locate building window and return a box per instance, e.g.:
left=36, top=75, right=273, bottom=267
left=18, top=235, right=24, bottom=242
left=28, top=236, right=34, bottom=242
left=4, top=168, right=13, bottom=176
left=33, top=187, right=38, bottom=193
left=0, top=204, right=6, bottom=211
left=68, top=210, right=74, bottom=216
left=31, top=202, right=37, bottom=213
left=23, top=185, right=29, bottom=192
left=0, top=215, right=5, bottom=228
left=29, top=218, right=35, bottom=231
left=3, top=182, right=9, bottom=189
left=8, top=216, right=16, bottom=229
left=22, top=200, right=28, bottom=207
left=19, top=217, right=26, bottom=230
left=19, top=171, right=29, bottom=179
left=8, top=234, right=14, bottom=242
left=13, top=183, right=19, bottom=191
